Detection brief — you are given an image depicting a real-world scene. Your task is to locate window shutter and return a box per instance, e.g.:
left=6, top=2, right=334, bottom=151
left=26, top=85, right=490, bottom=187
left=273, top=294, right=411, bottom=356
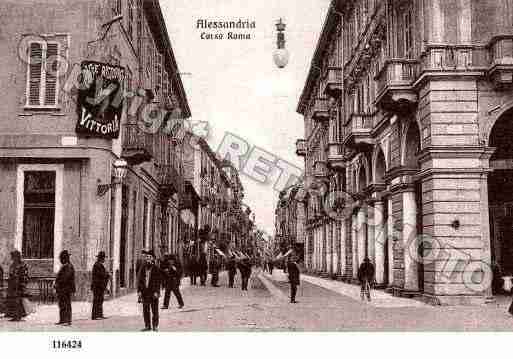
left=28, top=42, right=43, bottom=106
left=45, top=42, right=59, bottom=106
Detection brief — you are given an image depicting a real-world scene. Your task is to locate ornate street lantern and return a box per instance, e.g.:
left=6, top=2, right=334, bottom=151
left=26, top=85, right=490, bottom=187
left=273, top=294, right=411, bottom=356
left=97, top=158, right=128, bottom=197
left=273, top=18, right=289, bottom=69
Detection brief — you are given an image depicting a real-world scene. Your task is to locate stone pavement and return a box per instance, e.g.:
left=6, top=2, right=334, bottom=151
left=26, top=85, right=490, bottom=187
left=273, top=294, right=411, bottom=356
left=2, top=268, right=513, bottom=331
left=262, top=270, right=427, bottom=307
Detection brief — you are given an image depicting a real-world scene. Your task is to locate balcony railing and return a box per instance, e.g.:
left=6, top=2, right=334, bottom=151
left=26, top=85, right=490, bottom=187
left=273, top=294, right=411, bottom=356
left=312, top=98, right=330, bottom=123
left=158, top=164, right=183, bottom=197
left=122, top=123, right=153, bottom=165
left=327, top=143, right=345, bottom=169
left=488, top=36, right=513, bottom=87
left=322, top=67, right=343, bottom=98
left=296, top=139, right=307, bottom=157
left=313, top=160, right=328, bottom=178
left=421, top=44, right=488, bottom=72
left=376, top=58, right=419, bottom=99
left=342, top=113, right=374, bottom=148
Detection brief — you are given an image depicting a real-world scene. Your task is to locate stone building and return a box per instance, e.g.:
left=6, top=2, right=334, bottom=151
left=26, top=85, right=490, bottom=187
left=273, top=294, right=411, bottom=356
left=296, top=0, right=513, bottom=305
left=0, top=0, right=190, bottom=299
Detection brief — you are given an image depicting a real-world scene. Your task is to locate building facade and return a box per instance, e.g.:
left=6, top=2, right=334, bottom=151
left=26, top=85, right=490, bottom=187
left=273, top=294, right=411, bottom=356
left=296, top=0, right=513, bottom=305
left=0, top=0, right=191, bottom=299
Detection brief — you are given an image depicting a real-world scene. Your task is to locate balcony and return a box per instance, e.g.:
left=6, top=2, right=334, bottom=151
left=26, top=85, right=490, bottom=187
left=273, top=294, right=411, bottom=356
left=179, top=181, right=199, bottom=211
left=327, top=143, right=345, bottom=170
left=313, top=160, right=328, bottom=178
left=488, top=36, right=513, bottom=88
left=375, top=59, right=419, bottom=111
left=122, top=123, right=153, bottom=165
left=343, top=113, right=374, bottom=149
left=296, top=139, right=307, bottom=157
left=158, top=164, right=183, bottom=198
left=322, top=67, right=343, bottom=99
left=312, top=98, right=330, bottom=123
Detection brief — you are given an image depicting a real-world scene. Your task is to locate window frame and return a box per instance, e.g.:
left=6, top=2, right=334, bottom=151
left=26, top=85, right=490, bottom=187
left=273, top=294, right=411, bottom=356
left=24, top=39, right=62, bottom=109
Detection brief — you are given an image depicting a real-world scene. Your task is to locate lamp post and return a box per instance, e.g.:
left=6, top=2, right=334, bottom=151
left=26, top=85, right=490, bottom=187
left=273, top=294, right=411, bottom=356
left=97, top=158, right=128, bottom=197
left=273, top=18, right=290, bottom=69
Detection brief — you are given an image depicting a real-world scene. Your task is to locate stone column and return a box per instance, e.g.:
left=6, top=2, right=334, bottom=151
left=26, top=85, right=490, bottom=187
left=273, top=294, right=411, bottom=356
left=352, top=213, right=358, bottom=279
left=367, top=203, right=375, bottom=263
left=374, top=200, right=386, bottom=285
left=322, top=222, right=327, bottom=274
left=357, top=207, right=366, bottom=269
left=338, top=219, right=346, bottom=278
left=403, top=189, right=419, bottom=291
left=387, top=197, right=394, bottom=286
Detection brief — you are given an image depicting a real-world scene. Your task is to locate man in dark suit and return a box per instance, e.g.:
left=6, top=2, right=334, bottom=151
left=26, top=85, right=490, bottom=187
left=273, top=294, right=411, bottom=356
left=137, top=250, right=161, bottom=331
left=357, top=257, right=375, bottom=302
left=238, top=258, right=252, bottom=291
left=91, top=251, right=110, bottom=320
left=226, top=255, right=237, bottom=288
left=210, top=254, right=220, bottom=287
left=54, top=250, right=75, bottom=326
left=161, top=254, right=184, bottom=309
left=287, top=255, right=300, bottom=304
left=198, top=253, right=208, bottom=286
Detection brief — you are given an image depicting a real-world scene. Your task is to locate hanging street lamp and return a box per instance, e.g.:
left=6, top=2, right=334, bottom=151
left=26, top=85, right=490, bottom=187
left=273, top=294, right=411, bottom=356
left=273, top=18, right=290, bottom=69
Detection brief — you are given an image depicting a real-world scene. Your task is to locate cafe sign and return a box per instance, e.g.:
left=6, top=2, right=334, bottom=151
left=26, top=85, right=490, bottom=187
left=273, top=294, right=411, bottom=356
left=75, top=61, right=126, bottom=139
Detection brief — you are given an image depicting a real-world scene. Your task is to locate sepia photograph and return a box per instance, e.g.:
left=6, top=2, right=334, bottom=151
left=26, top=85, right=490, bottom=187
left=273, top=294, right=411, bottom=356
left=0, top=0, right=512, bottom=356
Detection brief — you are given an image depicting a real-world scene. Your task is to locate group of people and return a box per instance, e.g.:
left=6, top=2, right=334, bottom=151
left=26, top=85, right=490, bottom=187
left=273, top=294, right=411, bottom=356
left=187, top=253, right=253, bottom=292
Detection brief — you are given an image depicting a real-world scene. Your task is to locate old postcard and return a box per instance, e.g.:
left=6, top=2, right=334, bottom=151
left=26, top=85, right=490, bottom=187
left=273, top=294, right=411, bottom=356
left=0, top=0, right=511, bottom=357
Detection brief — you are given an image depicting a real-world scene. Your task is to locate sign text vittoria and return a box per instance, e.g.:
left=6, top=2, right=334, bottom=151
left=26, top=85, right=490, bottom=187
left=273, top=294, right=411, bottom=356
left=75, top=61, right=126, bottom=138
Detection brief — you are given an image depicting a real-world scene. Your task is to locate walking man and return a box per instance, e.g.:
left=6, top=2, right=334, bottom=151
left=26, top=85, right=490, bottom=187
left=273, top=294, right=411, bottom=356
left=188, top=256, right=198, bottom=285
left=287, top=255, right=300, bottom=304
left=161, top=255, right=184, bottom=309
left=227, top=255, right=237, bottom=288
left=199, top=253, right=208, bottom=286
left=54, top=250, right=75, bottom=326
left=239, top=258, right=252, bottom=291
left=268, top=260, right=274, bottom=275
left=210, top=254, right=220, bottom=287
left=357, top=258, right=375, bottom=302
left=91, top=251, right=110, bottom=320
left=137, top=250, right=161, bottom=331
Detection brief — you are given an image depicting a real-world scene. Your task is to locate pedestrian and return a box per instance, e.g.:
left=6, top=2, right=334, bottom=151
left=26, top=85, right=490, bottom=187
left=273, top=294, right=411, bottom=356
left=91, top=251, right=110, bottom=320
left=137, top=249, right=161, bottom=331
left=198, top=253, right=208, bottom=286
left=188, top=256, right=198, bottom=285
left=287, top=255, right=300, bottom=304
left=161, top=254, right=184, bottom=309
left=227, top=255, right=237, bottom=288
left=5, top=250, right=29, bottom=321
left=268, top=260, right=274, bottom=275
left=239, top=258, right=252, bottom=291
left=210, top=254, right=220, bottom=287
left=357, top=257, right=375, bottom=302
left=54, top=250, right=75, bottom=326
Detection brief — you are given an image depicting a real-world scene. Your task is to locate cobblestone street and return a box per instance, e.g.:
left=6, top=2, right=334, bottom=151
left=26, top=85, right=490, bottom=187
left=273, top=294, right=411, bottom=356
left=2, top=270, right=513, bottom=332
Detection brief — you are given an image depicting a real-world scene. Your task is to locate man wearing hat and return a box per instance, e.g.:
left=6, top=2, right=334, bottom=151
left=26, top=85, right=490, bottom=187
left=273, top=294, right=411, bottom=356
left=136, top=249, right=162, bottom=331
left=54, top=250, right=75, bottom=326
left=91, top=251, right=110, bottom=320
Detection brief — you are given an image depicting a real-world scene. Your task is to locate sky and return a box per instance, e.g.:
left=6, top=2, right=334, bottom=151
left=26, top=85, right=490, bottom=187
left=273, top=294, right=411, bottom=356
left=161, top=0, right=331, bottom=236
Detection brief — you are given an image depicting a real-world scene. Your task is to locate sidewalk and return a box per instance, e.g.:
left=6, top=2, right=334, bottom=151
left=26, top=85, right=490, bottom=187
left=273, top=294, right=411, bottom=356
left=262, top=270, right=427, bottom=308
left=1, top=277, right=191, bottom=327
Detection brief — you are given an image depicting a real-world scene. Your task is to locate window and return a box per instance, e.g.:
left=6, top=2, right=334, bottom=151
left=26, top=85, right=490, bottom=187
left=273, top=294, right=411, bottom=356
left=137, top=0, right=143, bottom=56
left=112, top=0, right=122, bottom=16
left=403, top=6, right=414, bottom=58
left=26, top=40, right=61, bottom=107
left=143, top=197, right=148, bottom=248
left=127, top=0, right=134, bottom=41
left=155, top=52, right=162, bottom=98
left=22, top=171, right=55, bottom=259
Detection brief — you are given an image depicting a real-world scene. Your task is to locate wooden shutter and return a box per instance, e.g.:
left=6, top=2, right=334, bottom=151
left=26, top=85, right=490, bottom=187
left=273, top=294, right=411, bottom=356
left=27, top=42, right=43, bottom=106
left=45, top=42, right=59, bottom=106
